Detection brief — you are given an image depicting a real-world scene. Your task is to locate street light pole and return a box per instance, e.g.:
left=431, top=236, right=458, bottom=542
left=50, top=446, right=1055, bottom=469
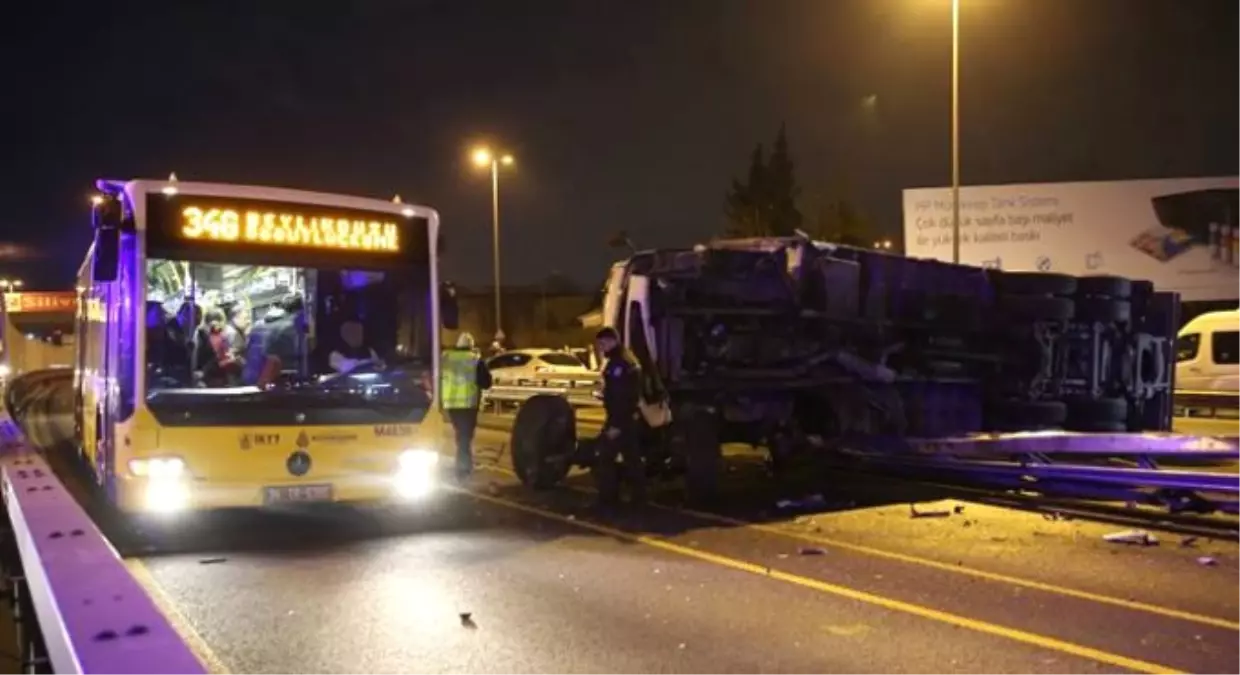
left=490, top=158, right=502, bottom=337
left=472, top=146, right=515, bottom=343
left=950, top=0, right=961, bottom=264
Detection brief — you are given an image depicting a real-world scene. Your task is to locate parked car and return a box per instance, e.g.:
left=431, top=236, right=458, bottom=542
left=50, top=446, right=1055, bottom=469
left=486, top=349, right=598, bottom=388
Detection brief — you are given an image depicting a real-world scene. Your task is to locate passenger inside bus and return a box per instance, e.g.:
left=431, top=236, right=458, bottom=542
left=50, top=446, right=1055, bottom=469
left=144, top=260, right=428, bottom=394
left=243, top=294, right=306, bottom=387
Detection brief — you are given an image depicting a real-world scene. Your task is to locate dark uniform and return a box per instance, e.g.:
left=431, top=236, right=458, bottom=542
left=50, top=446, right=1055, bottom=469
left=594, top=344, right=646, bottom=506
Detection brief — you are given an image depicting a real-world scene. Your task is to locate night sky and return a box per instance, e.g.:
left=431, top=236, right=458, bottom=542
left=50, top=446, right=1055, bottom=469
left=1, top=0, right=1235, bottom=291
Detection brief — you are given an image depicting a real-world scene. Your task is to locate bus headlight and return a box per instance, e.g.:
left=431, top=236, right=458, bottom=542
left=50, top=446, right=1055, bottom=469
left=129, top=456, right=189, bottom=513
left=395, top=448, right=438, bottom=500
left=128, top=456, right=186, bottom=479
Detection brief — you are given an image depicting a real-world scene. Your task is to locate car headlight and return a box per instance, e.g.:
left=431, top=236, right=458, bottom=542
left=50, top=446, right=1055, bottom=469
left=398, top=448, right=439, bottom=472
left=129, top=456, right=186, bottom=479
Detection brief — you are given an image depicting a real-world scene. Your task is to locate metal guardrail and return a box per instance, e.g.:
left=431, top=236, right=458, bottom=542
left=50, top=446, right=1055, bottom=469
left=1174, top=389, right=1239, bottom=421
left=483, top=384, right=603, bottom=408
left=1, top=372, right=205, bottom=674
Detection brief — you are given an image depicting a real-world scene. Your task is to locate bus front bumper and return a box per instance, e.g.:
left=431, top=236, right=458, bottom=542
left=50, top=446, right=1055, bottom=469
left=116, top=451, right=442, bottom=515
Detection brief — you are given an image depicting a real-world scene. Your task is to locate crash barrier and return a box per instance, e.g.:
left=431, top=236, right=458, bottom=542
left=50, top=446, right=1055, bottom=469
left=482, top=383, right=603, bottom=410
left=842, top=431, right=1240, bottom=518
left=1, top=370, right=206, bottom=674
left=1174, top=390, right=1240, bottom=420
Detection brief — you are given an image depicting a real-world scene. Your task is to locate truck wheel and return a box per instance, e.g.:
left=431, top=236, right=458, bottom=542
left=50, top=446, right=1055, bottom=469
left=511, top=394, right=575, bottom=490
left=997, top=272, right=1077, bottom=297
left=1000, top=295, right=1075, bottom=322
left=680, top=408, right=721, bottom=506
left=1066, top=396, right=1128, bottom=432
left=1076, top=275, right=1132, bottom=299
left=1075, top=298, right=1131, bottom=325
left=990, top=399, right=1067, bottom=431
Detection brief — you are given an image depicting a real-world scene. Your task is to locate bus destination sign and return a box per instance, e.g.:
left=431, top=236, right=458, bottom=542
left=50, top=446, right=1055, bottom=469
left=180, top=205, right=400, bottom=252
left=146, top=194, right=408, bottom=255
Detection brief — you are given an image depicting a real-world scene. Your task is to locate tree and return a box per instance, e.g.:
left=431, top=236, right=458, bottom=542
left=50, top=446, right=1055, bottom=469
left=765, top=124, right=802, bottom=235
left=723, top=144, right=769, bottom=236
left=811, top=196, right=872, bottom=247
left=723, top=124, right=803, bottom=237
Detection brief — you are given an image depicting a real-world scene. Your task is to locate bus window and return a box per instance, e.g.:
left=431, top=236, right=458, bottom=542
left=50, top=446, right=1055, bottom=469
left=1176, top=333, right=1201, bottom=362
left=1212, top=330, right=1238, bottom=365
left=142, top=256, right=435, bottom=425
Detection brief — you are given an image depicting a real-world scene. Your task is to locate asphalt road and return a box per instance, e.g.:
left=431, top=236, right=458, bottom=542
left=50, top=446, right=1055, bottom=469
left=14, top=385, right=1240, bottom=674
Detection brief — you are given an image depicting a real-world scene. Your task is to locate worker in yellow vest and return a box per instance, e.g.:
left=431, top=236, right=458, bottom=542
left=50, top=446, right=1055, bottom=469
left=441, top=332, right=493, bottom=480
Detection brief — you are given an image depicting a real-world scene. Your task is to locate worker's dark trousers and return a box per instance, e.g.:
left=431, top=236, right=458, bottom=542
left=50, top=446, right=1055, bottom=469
left=592, top=425, right=645, bottom=505
left=446, top=408, right=479, bottom=477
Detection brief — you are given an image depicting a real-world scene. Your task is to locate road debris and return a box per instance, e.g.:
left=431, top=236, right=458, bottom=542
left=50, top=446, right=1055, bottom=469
left=909, top=504, right=951, bottom=519
left=198, top=557, right=227, bottom=565
left=798, top=547, right=827, bottom=556
left=1196, top=556, right=1218, bottom=567
left=459, top=612, right=476, bottom=629
left=1102, top=529, right=1159, bottom=546
left=777, top=494, right=827, bottom=510
left=1180, top=536, right=1199, bottom=548
left=952, top=504, right=966, bottom=514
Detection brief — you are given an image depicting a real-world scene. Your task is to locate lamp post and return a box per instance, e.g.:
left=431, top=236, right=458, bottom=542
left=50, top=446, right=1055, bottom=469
left=472, top=147, right=515, bottom=340
left=950, top=0, right=961, bottom=264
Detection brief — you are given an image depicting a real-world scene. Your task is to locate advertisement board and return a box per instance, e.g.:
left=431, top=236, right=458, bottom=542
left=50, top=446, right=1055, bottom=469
left=902, top=177, right=1239, bottom=301
left=2, top=292, right=76, bottom=314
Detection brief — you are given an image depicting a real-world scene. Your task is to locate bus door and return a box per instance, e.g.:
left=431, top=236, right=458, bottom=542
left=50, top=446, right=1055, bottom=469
left=95, top=282, right=119, bottom=483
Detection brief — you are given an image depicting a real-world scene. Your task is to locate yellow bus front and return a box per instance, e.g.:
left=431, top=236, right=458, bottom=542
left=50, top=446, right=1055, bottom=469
left=83, top=182, right=452, bottom=515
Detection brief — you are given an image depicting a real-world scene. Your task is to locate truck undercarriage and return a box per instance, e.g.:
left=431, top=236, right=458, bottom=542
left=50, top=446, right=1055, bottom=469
left=510, top=236, right=1208, bottom=506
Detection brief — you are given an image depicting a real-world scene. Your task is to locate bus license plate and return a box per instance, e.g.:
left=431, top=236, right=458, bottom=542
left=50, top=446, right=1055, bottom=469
left=264, top=484, right=333, bottom=505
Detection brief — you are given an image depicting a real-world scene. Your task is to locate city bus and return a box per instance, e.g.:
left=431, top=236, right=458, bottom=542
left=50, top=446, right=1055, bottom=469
left=76, top=177, right=459, bottom=514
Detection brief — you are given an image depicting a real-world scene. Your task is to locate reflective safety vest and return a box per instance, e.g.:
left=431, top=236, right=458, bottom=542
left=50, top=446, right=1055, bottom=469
left=440, top=349, right=481, bottom=409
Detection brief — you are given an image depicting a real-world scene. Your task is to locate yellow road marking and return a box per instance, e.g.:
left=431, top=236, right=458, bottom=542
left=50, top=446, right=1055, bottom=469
left=462, top=486, right=1186, bottom=675
left=479, top=461, right=1239, bottom=631
left=124, top=558, right=231, bottom=674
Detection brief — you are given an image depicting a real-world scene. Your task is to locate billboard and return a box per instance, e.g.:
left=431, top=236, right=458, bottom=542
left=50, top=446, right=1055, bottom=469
left=2, top=292, right=76, bottom=314
left=902, top=177, right=1239, bottom=301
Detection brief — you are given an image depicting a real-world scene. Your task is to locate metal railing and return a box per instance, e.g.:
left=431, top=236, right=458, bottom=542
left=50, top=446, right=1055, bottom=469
left=1174, top=389, right=1239, bottom=421
left=1, top=371, right=205, bottom=674
left=482, top=383, right=603, bottom=410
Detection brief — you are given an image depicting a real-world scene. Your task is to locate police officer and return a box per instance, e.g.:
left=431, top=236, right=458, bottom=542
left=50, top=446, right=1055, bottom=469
left=440, top=332, right=493, bottom=480
left=592, top=327, right=646, bottom=508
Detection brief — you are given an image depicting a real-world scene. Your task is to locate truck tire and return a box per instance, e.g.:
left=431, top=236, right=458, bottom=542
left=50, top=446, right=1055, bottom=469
left=1076, top=275, right=1132, bottom=299
left=997, top=272, right=1077, bottom=297
left=990, top=399, right=1067, bottom=431
left=1066, top=396, right=1128, bottom=432
left=1000, top=295, right=1075, bottom=322
left=679, top=407, right=721, bottom=506
left=1075, top=298, right=1131, bottom=325
left=511, top=395, right=575, bottom=490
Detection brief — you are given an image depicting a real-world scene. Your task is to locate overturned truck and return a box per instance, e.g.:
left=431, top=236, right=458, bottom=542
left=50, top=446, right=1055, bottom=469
left=509, top=236, right=1181, bottom=502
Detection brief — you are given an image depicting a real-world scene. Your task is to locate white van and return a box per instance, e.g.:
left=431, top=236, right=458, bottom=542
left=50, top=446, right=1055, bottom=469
left=1175, top=309, right=1239, bottom=393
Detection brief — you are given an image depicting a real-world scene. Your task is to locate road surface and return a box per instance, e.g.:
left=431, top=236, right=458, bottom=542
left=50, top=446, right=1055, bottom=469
left=17, top=384, right=1240, bottom=674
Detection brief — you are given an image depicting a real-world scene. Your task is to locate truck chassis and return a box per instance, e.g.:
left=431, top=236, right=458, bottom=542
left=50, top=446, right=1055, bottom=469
left=508, top=237, right=1233, bottom=511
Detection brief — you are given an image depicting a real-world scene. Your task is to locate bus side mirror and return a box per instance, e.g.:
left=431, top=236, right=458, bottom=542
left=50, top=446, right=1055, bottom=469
left=93, top=228, right=119, bottom=283
left=440, top=283, right=459, bottom=330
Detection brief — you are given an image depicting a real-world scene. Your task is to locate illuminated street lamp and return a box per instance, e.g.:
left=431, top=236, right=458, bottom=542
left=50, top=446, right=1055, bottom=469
left=0, top=279, right=24, bottom=292
left=471, top=146, right=516, bottom=339
left=874, top=238, right=894, bottom=251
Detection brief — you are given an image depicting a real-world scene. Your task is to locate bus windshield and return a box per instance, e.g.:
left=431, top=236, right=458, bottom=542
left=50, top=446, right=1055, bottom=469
left=143, top=258, right=435, bottom=426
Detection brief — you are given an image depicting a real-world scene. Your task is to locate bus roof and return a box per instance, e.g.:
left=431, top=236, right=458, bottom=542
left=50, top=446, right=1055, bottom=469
left=95, top=178, right=440, bottom=226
